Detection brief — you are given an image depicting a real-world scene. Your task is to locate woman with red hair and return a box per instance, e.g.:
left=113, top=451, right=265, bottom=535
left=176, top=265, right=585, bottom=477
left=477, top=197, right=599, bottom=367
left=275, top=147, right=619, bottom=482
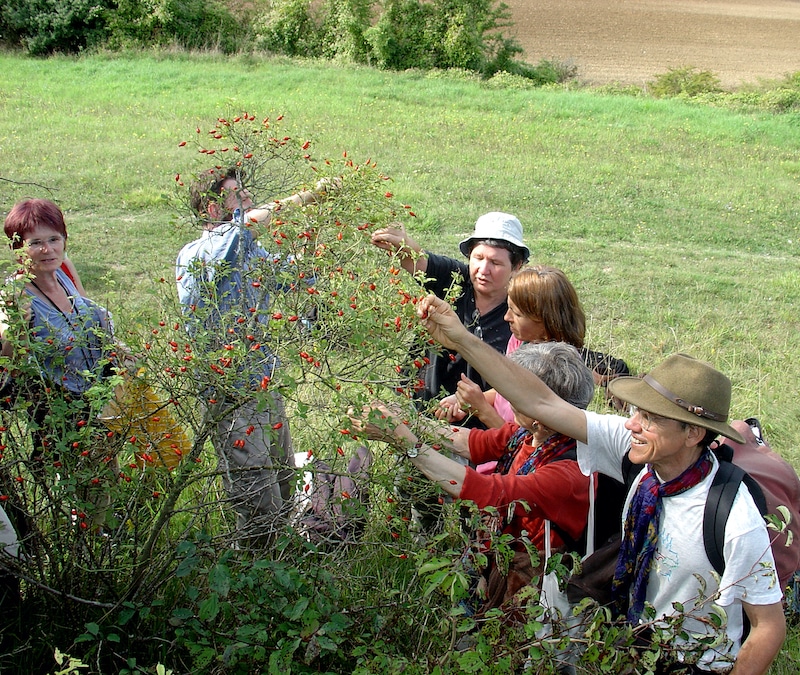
left=438, top=265, right=629, bottom=431
left=1, top=198, right=112, bottom=393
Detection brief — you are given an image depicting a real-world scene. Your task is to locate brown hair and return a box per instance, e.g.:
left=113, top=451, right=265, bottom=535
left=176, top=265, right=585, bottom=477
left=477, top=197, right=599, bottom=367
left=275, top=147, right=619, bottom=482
left=4, top=199, right=68, bottom=250
left=189, top=166, right=239, bottom=216
left=463, top=238, right=528, bottom=268
left=508, top=265, right=586, bottom=348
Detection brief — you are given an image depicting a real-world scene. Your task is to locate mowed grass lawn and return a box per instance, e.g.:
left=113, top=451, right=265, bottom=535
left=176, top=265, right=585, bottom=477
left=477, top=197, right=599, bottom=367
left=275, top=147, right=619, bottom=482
left=1, top=51, right=799, bottom=461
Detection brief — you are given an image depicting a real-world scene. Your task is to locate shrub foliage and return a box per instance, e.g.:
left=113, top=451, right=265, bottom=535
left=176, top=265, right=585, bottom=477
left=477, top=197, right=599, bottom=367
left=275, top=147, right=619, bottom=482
left=0, top=0, right=573, bottom=84
left=0, top=113, right=443, bottom=672
left=0, top=0, right=112, bottom=55
left=648, top=65, right=723, bottom=98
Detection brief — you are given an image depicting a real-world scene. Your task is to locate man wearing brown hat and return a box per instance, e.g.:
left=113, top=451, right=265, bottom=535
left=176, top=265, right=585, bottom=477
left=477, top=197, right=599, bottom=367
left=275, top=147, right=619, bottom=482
left=371, top=212, right=529, bottom=419
left=415, top=294, right=786, bottom=675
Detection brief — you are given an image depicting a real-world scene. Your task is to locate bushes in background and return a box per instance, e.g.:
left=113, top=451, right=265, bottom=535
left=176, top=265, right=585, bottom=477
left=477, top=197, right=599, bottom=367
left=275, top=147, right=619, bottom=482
left=0, top=0, right=113, bottom=55
left=0, top=0, right=573, bottom=85
left=1, top=0, right=250, bottom=55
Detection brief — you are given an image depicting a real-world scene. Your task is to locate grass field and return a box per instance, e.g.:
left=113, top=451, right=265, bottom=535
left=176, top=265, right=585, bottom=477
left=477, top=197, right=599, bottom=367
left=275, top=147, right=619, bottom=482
left=0, top=51, right=799, bottom=672
left=2, top=52, right=797, bottom=451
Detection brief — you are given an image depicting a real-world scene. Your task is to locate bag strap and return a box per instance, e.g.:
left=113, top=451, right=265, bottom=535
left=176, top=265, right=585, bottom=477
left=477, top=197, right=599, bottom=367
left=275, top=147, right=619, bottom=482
left=541, top=447, right=583, bottom=553
left=586, top=472, right=596, bottom=558
left=546, top=471, right=597, bottom=559
left=544, top=519, right=552, bottom=562
left=704, top=459, right=743, bottom=577
left=703, top=444, right=768, bottom=577
left=621, top=450, right=640, bottom=488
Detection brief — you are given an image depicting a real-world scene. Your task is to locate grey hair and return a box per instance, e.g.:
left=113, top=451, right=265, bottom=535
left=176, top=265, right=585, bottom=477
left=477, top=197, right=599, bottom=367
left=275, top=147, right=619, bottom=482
left=509, top=342, right=595, bottom=410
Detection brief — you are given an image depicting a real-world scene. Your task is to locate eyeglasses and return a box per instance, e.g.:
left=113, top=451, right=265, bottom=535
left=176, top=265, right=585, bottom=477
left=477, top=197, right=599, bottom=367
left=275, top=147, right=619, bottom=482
left=628, top=406, right=670, bottom=431
left=26, top=235, right=64, bottom=251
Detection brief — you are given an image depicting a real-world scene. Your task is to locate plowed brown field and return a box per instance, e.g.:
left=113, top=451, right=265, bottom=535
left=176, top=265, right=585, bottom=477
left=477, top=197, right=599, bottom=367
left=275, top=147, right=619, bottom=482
left=505, top=0, right=800, bottom=87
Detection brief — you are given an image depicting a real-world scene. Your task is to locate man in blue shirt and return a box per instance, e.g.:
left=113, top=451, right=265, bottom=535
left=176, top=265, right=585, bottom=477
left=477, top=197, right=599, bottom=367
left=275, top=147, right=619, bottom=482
left=176, top=167, right=323, bottom=546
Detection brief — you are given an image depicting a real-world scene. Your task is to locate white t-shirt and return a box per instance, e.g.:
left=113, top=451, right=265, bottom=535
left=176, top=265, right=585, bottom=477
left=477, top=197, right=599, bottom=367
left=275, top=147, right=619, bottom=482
left=578, top=411, right=782, bottom=671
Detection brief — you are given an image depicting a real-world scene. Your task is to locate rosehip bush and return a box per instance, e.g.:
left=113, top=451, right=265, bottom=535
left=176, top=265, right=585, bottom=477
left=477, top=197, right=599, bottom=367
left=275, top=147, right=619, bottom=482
left=0, top=111, right=466, bottom=673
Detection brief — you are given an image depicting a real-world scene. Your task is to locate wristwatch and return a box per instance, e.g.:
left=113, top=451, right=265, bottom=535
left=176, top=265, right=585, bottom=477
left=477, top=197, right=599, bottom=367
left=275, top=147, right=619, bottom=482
left=406, top=441, right=423, bottom=459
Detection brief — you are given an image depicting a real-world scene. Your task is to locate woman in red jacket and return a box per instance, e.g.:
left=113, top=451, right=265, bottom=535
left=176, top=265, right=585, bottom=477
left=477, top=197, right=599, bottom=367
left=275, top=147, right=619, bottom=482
left=357, top=341, right=595, bottom=613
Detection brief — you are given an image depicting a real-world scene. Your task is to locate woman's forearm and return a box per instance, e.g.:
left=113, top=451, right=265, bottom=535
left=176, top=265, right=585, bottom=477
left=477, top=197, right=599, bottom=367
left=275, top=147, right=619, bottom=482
left=385, top=423, right=467, bottom=498
left=409, top=444, right=467, bottom=498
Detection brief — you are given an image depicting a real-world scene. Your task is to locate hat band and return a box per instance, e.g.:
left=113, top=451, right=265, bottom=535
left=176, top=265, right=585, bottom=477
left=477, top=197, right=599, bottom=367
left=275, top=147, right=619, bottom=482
left=642, top=375, right=727, bottom=423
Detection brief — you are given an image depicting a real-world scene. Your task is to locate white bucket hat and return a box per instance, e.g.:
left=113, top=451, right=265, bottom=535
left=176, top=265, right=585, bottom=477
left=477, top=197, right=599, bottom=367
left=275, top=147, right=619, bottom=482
left=458, top=212, right=529, bottom=261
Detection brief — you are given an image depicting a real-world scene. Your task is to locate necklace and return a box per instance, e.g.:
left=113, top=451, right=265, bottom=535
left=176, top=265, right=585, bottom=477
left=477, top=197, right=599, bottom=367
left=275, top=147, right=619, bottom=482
left=29, top=278, right=74, bottom=318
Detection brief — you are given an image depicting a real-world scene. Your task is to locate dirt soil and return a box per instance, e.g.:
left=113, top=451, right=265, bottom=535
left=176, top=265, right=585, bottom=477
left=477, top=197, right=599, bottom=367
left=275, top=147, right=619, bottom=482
left=504, top=0, right=800, bottom=87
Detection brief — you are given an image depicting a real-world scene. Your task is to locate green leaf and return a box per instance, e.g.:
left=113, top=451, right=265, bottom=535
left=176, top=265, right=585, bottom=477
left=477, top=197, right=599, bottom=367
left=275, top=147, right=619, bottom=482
left=209, top=563, right=231, bottom=598
left=171, top=608, right=194, bottom=621
left=176, top=555, right=198, bottom=578
left=709, top=603, right=727, bottom=627
left=199, top=593, right=220, bottom=621
left=417, top=558, right=451, bottom=575
left=286, top=597, right=310, bottom=621
left=74, top=633, right=97, bottom=644
left=118, top=604, right=136, bottom=626
left=322, top=612, right=351, bottom=634
left=193, top=647, right=215, bottom=670
left=316, top=635, right=338, bottom=651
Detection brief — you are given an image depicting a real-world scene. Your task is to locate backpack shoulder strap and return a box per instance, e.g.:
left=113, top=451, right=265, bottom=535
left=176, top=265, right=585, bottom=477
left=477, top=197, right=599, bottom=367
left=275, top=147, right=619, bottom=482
left=621, top=450, right=640, bottom=488
left=704, top=459, right=743, bottom=577
left=703, top=446, right=768, bottom=577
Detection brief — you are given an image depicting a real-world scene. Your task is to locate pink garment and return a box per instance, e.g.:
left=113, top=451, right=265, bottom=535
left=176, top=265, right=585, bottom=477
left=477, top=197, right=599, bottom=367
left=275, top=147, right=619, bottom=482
left=476, top=461, right=497, bottom=475
left=492, top=336, right=523, bottom=424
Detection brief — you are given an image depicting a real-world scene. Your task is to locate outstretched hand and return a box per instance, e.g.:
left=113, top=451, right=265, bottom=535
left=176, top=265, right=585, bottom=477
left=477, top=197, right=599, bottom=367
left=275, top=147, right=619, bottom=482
left=456, top=375, right=490, bottom=416
left=347, top=403, right=414, bottom=447
left=314, top=176, right=342, bottom=196
left=435, top=394, right=467, bottom=422
left=370, top=223, right=417, bottom=255
left=417, top=295, right=470, bottom=351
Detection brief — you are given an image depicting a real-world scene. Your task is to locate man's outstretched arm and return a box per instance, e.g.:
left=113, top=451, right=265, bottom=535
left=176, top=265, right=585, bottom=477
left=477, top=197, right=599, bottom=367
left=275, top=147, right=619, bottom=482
left=418, top=294, right=589, bottom=444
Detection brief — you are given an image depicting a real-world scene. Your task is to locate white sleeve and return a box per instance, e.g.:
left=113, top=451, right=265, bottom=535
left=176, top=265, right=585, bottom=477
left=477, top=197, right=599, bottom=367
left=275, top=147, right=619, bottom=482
left=716, top=485, right=783, bottom=608
left=577, top=411, right=633, bottom=481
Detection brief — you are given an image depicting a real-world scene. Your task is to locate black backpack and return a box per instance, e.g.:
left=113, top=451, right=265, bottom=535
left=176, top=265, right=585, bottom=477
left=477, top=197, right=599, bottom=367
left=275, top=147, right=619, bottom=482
left=703, top=443, right=768, bottom=576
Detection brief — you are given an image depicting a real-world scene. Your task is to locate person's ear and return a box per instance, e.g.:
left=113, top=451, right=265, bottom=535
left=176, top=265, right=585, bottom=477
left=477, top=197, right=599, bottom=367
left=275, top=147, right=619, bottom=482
left=205, top=200, right=223, bottom=221
left=686, top=424, right=706, bottom=447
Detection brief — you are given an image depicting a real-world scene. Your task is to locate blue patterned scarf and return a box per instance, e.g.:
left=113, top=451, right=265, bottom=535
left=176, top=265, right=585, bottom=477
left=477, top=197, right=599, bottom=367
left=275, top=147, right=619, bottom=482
left=495, top=428, right=576, bottom=477
left=611, top=449, right=714, bottom=622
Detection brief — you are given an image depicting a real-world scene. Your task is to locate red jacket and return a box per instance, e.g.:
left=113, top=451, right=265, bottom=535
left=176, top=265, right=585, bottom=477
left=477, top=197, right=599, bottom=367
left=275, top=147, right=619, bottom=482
left=460, top=423, right=591, bottom=554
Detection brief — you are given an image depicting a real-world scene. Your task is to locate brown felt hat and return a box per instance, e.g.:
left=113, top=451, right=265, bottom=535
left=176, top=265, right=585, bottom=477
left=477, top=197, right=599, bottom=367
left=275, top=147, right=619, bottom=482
left=608, top=353, right=745, bottom=443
